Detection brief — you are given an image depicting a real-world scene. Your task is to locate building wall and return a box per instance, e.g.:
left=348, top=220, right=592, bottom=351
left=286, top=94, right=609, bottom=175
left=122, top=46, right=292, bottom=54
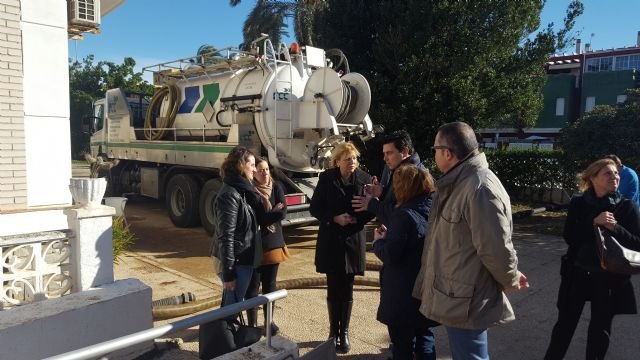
left=581, top=69, right=636, bottom=113
left=0, top=0, right=72, bottom=213
left=537, top=74, right=575, bottom=128
left=0, top=0, right=27, bottom=210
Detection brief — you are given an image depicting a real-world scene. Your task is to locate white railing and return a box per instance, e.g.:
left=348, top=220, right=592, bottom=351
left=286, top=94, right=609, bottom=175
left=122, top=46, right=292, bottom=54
left=45, top=289, right=289, bottom=360
left=0, top=230, right=73, bottom=308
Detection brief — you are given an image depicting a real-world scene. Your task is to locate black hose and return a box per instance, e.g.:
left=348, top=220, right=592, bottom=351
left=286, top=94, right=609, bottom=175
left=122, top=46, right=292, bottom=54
left=152, top=275, right=381, bottom=321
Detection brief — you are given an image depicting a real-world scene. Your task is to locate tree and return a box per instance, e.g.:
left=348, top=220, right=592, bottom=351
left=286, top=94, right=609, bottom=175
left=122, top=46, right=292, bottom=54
left=69, top=56, right=152, bottom=159
left=230, top=0, right=325, bottom=47
left=561, top=89, right=640, bottom=171
left=310, top=0, right=583, bottom=157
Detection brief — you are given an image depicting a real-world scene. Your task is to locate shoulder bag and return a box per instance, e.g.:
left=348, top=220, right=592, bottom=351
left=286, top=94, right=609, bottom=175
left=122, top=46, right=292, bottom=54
left=594, top=225, right=640, bottom=275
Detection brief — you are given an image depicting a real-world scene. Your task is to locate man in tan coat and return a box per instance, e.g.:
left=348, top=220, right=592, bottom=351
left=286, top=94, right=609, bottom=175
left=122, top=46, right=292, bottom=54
left=413, top=121, right=529, bottom=359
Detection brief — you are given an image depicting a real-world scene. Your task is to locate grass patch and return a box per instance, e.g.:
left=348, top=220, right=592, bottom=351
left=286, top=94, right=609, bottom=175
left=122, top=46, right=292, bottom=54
left=512, top=202, right=566, bottom=236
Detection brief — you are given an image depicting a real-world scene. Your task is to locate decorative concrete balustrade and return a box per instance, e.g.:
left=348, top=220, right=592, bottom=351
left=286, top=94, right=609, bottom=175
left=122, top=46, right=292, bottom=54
left=0, top=205, right=153, bottom=359
left=0, top=230, right=73, bottom=308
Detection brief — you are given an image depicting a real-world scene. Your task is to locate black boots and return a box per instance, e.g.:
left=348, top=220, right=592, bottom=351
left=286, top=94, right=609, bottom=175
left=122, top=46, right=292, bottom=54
left=337, top=301, right=352, bottom=353
left=327, top=300, right=340, bottom=347
left=327, top=300, right=352, bottom=353
left=246, top=307, right=258, bottom=327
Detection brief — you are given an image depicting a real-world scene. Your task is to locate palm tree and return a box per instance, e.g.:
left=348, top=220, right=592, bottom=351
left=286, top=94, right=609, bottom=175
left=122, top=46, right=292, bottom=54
left=230, top=0, right=325, bottom=48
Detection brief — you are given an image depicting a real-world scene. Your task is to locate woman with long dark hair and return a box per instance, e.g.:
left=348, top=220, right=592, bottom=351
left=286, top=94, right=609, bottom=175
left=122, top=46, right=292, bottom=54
left=545, top=158, right=640, bottom=359
left=209, top=146, right=282, bottom=310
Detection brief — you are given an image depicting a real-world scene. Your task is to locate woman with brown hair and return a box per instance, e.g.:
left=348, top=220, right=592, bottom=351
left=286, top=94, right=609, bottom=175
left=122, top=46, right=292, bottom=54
left=245, top=158, right=287, bottom=334
left=310, top=142, right=375, bottom=353
left=373, top=164, right=439, bottom=360
left=545, top=158, right=640, bottom=359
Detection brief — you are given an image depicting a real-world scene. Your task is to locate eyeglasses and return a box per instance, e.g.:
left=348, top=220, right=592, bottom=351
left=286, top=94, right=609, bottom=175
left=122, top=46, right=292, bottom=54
left=431, top=145, right=450, bottom=155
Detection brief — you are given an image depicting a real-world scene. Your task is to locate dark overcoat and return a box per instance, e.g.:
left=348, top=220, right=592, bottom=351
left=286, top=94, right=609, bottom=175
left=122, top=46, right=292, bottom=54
left=374, top=193, right=437, bottom=328
left=559, top=191, right=640, bottom=314
left=310, top=167, right=374, bottom=275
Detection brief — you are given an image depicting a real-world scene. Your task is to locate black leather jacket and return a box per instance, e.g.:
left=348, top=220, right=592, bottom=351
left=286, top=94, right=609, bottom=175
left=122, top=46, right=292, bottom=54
left=210, top=174, right=260, bottom=281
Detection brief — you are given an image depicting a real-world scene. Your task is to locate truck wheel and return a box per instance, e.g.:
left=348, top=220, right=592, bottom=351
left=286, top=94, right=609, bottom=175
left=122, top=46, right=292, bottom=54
left=199, top=178, right=223, bottom=235
left=166, top=174, right=201, bottom=227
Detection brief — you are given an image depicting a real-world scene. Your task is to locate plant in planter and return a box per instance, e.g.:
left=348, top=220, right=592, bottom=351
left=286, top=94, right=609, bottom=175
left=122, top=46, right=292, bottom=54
left=69, top=153, right=120, bottom=208
left=112, top=216, right=135, bottom=264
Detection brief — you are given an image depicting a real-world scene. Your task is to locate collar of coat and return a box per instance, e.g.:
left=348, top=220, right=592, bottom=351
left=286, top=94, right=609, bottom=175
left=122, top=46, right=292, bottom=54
left=326, top=167, right=370, bottom=193
left=436, top=151, right=488, bottom=193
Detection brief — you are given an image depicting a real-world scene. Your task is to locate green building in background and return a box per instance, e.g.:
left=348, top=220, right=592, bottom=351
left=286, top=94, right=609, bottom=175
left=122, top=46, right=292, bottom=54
left=480, top=32, right=640, bottom=148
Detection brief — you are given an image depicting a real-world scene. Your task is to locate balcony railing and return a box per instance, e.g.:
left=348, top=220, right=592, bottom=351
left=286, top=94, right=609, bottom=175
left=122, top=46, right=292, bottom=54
left=1, top=230, right=74, bottom=309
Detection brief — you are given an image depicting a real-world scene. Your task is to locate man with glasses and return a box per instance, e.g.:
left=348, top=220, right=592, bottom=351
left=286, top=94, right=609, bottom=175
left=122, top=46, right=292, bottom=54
left=413, top=121, right=529, bottom=360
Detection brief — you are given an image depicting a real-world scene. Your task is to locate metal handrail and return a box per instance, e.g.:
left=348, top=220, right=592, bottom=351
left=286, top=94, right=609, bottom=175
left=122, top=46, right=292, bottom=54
left=44, top=289, right=288, bottom=360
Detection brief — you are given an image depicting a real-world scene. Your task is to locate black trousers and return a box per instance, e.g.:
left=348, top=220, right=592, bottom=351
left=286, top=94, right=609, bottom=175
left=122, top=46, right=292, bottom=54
left=545, top=268, right=615, bottom=360
left=246, top=263, right=280, bottom=299
left=326, top=272, right=355, bottom=302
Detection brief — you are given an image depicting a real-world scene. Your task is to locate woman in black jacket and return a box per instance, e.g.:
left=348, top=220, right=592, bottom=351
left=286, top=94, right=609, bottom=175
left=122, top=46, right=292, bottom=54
left=373, top=164, right=438, bottom=360
left=210, top=146, right=282, bottom=312
left=545, top=158, right=640, bottom=359
left=245, top=158, right=288, bottom=334
left=310, top=142, right=374, bottom=353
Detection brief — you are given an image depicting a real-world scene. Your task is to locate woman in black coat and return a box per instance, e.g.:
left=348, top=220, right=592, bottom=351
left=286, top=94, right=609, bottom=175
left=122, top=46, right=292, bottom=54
left=545, top=158, right=640, bottom=359
left=373, top=164, right=438, bottom=360
left=245, top=158, right=288, bottom=334
left=310, top=142, right=374, bottom=353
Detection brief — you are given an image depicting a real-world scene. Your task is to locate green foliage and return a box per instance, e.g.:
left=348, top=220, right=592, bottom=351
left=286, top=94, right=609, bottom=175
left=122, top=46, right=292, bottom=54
left=230, top=0, right=325, bottom=48
left=69, top=56, right=153, bottom=159
left=112, top=216, right=135, bottom=264
left=484, top=149, right=580, bottom=201
left=561, top=88, right=640, bottom=172
left=309, top=0, right=583, bottom=157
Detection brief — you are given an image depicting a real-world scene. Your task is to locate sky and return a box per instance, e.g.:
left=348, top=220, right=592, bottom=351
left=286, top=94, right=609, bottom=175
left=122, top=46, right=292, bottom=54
left=69, top=0, right=639, bottom=81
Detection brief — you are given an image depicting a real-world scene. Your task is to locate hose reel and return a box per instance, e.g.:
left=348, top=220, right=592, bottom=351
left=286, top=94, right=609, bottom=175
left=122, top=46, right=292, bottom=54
left=144, top=83, right=180, bottom=140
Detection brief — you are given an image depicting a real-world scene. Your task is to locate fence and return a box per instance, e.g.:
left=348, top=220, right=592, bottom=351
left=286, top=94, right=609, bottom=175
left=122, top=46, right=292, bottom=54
left=44, top=289, right=289, bottom=360
left=1, top=230, right=74, bottom=308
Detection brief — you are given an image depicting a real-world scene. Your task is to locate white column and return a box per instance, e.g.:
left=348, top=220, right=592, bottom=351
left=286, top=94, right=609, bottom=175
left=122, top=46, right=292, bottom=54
left=64, top=206, right=116, bottom=292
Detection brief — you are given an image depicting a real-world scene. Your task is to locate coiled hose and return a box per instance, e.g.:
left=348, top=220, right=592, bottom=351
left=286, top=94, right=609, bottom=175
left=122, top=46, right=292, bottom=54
left=152, top=259, right=383, bottom=321
left=144, top=83, right=180, bottom=140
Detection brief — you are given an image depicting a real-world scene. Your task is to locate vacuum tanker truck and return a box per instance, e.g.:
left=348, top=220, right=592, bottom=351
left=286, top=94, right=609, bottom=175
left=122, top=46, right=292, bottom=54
left=87, top=38, right=375, bottom=233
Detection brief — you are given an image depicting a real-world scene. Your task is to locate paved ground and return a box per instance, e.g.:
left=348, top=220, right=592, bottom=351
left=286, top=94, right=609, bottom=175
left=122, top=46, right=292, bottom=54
left=114, top=198, right=640, bottom=359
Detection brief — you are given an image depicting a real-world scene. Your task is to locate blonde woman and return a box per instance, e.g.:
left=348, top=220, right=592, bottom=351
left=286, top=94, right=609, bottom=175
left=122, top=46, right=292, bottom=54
left=310, top=142, right=374, bottom=353
left=545, top=158, right=640, bottom=359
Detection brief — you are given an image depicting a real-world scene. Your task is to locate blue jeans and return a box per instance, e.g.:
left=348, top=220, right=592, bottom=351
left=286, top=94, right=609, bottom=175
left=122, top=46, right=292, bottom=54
left=446, top=327, right=489, bottom=360
left=387, top=325, right=436, bottom=360
left=218, top=265, right=254, bottom=319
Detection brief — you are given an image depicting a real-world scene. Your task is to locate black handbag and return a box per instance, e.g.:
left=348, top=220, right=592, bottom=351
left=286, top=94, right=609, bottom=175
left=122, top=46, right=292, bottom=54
left=198, top=291, right=263, bottom=359
left=594, top=225, right=640, bottom=275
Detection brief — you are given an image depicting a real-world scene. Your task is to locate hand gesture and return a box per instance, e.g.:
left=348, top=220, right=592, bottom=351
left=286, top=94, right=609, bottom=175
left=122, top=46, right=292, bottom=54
left=594, top=211, right=617, bottom=231
left=352, top=193, right=373, bottom=212
left=274, top=202, right=285, bottom=211
left=333, top=213, right=357, bottom=226
left=373, top=224, right=387, bottom=240
left=364, top=176, right=383, bottom=198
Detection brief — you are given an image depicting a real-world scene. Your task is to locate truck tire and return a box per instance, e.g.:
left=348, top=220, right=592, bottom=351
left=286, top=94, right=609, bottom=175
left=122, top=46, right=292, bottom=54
left=166, top=174, right=201, bottom=227
left=199, top=178, right=223, bottom=235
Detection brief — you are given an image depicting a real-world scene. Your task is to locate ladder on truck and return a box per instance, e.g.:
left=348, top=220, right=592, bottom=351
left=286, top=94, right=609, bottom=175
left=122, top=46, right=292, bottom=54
left=263, top=39, right=295, bottom=162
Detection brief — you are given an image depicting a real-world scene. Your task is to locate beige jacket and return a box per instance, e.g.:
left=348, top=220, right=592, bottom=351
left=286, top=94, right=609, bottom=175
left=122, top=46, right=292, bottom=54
left=412, top=152, right=520, bottom=329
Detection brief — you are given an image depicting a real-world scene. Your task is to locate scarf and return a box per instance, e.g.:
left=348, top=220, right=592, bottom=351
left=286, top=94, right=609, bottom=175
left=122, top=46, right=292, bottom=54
left=254, top=175, right=276, bottom=233
left=583, top=187, right=623, bottom=213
